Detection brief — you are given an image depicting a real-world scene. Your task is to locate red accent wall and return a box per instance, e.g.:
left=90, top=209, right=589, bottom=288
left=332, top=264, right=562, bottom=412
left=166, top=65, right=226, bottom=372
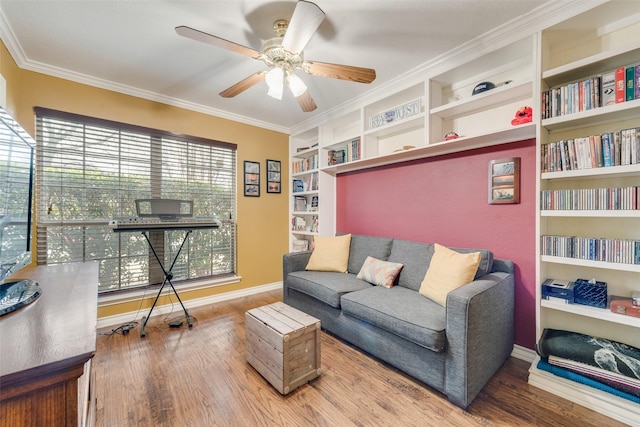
left=336, top=139, right=537, bottom=349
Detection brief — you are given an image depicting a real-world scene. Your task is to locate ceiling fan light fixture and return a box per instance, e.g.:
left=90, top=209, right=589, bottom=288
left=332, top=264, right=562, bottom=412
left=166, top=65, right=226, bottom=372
left=265, top=67, right=284, bottom=100
left=287, top=73, right=307, bottom=97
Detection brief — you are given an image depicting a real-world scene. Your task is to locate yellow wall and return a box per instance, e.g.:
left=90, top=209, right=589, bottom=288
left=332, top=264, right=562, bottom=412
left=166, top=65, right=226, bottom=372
left=1, top=41, right=289, bottom=318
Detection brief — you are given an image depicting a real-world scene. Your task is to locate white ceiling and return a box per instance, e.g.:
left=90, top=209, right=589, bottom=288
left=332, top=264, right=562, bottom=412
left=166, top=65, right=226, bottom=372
left=0, top=0, right=551, bottom=133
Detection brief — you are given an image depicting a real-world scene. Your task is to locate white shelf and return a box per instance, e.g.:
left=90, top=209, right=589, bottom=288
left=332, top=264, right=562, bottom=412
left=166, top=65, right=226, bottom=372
left=541, top=210, right=640, bottom=218
left=542, top=40, right=640, bottom=87
left=292, top=211, right=318, bottom=216
left=291, top=230, right=317, bottom=236
left=322, top=123, right=535, bottom=175
left=541, top=299, right=640, bottom=328
left=291, top=190, right=318, bottom=196
left=292, top=169, right=318, bottom=178
left=528, top=358, right=640, bottom=426
left=541, top=163, right=640, bottom=180
left=324, top=135, right=361, bottom=151
left=292, top=146, right=318, bottom=159
left=542, top=99, right=640, bottom=132
left=541, top=255, right=640, bottom=273
left=430, top=79, right=532, bottom=118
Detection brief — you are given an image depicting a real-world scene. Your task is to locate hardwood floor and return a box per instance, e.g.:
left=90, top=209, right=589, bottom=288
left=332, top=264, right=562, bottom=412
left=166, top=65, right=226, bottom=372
left=94, top=290, right=624, bottom=427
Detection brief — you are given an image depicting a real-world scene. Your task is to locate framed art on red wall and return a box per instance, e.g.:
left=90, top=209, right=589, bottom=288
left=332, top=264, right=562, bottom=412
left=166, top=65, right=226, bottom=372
left=488, top=157, right=520, bottom=204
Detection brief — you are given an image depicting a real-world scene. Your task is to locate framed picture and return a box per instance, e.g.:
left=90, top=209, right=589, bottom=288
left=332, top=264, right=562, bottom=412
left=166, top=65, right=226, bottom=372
left=266, top=159, right=281, bottom=193
left=488, top=157, right=520, bottom=204
left=244, top=160, right=260, bottom=197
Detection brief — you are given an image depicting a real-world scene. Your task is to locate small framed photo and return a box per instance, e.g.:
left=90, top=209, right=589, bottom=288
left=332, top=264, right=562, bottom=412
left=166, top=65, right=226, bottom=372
left=266, top=159, right=281, bottom=194
left=244, top=160, right=260, bottom=197
left=489, top=157, right=520, bottom=204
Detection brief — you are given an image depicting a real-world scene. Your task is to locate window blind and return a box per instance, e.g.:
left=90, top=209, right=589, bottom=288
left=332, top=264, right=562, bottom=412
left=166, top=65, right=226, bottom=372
left=0, top=107, right=34, bottom=270
left=34, top=107, right=237, bottom=293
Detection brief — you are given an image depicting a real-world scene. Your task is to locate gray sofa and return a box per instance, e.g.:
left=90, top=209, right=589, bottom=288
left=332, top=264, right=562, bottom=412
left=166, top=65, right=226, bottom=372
left=282, top=234, right=515, bottom=409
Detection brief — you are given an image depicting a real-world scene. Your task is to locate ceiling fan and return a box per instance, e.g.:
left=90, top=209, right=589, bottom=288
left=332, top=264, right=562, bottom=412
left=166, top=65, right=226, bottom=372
left=175, top=0, right=376, bottom=112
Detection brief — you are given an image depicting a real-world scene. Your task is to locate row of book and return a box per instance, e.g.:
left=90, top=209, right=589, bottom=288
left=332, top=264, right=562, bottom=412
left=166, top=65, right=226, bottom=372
left=291, top=216, right=318, bottom=233
left=293, top=195, right=318, bottom=212
left=540, top=187, right=640, bottom=211
left=541, top=235, right=640, bottom=265
left=292, top=153, right=319, bottom=174
left=292, top=173, right=318, bottom=193
left=541, top=64, right=640, bottom=120
left=327, top=138, right=361, bottom=166
left=541, top=127, right=640, bottom=172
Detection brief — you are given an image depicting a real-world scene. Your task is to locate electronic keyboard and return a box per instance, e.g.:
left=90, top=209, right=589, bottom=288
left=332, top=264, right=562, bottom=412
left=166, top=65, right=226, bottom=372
left=109, top=216, right=221, bottom=231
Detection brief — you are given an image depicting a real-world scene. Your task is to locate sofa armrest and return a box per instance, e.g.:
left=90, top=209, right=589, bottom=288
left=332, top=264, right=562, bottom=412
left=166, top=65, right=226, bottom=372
left=444, top=271, right=514, bottom=408
left=283, top=251, right=312, bottom=302
left=283, top=251, right=312, bottom=280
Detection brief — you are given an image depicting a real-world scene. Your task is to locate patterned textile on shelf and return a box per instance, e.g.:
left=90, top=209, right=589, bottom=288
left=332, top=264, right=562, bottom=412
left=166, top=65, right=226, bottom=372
left=536, top=328, right=640, bottom=398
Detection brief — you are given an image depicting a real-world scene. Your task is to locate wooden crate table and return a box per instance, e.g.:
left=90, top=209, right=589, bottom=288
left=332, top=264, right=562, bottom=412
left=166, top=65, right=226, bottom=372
left=245, top=302, right=321, bottom=395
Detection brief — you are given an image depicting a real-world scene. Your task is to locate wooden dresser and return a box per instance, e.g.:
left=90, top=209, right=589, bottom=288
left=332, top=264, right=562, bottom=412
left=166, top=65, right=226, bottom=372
left=0, top=262, right=98, bottom=427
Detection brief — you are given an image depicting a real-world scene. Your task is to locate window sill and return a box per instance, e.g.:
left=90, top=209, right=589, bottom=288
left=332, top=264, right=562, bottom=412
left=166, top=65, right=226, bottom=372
left=98, top=275, right=242, bottom=308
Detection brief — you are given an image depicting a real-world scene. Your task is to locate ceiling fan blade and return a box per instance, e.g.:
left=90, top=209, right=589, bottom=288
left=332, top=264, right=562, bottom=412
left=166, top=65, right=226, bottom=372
left=175, top=26, right=261, bottom=59
left=219, top=72, right=266, bottom=98
left=303, top=61, right=376, bottom=84
left=294, top=90, right=317, bottom=112
left=282, top=1, right=325, bottom=54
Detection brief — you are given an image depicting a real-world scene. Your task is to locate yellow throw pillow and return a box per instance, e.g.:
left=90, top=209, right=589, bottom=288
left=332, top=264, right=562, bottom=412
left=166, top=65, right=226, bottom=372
left=419, top=243, right=481, bottom=307
left=305, top=234, right=352, bottom=273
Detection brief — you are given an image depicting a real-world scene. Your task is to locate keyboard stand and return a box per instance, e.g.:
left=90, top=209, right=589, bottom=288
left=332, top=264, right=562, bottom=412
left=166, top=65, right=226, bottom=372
left=139, top=229, right=193, bottom=337
left=111, top=220, right=220, bottom=337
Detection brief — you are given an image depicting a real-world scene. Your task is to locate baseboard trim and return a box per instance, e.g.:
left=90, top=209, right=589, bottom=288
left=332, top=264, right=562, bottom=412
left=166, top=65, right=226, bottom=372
left=528, top=356, right=639, bottom=425
left=510, top=344, right=535, bottom=362
left=97, top=281, right=282, bottom=329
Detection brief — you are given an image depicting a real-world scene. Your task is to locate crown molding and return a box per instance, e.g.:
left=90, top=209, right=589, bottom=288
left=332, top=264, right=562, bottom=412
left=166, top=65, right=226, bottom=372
left=2, top=1, right=605, bottom=137
left=0, top=7, right=289, bottom=134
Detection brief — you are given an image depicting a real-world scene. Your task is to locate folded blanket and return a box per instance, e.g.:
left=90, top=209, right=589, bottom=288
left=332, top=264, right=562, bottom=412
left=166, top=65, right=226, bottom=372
left=536, top=329, right=640, bottom=382
left=537, top=359, right=640, bottom=404
left=548, top=355, right=640, bottom=397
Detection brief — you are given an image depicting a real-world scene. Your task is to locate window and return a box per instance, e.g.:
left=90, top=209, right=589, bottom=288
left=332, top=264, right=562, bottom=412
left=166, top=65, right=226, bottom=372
left=35, top=108, right=237, bottom=293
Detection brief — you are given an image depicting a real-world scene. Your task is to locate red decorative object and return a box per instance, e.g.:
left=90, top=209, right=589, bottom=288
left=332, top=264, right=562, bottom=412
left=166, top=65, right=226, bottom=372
left=511, top=106, right=532, bottom=125
left=444, top=132, right=459, bottom=141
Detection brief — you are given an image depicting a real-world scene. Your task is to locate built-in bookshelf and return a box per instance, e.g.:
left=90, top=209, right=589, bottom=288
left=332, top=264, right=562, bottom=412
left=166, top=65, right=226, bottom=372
left=289, top=129, right=320, bottom=251
left=288, top=5, right=640, bottom=420
left=530, top=2, right=640, bottom=424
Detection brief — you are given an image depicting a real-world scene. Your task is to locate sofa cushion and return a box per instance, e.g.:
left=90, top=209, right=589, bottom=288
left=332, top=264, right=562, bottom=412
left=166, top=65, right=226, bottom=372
left=341, top=286, right=446, bottom=352
left=347, top=234, right=394, bottom=274
left=387, top=239, right=494, bottom=291
left=419, top=243, right=481, bottom=306
left=387, top=239, right=434, bottom=291
left=306, top=234, right=352, bottom=273
left=356, top=256, right=403, bottom=288
left=286, top=271, right=371, bottom=308
left=451, top=246, right=494, bottom=279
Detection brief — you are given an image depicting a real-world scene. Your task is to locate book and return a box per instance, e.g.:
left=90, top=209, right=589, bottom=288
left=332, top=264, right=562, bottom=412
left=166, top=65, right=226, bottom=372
left=293, top=196, right=307, bottom=211
left=626, top=66, right=636, bottom=101
left=615, top=67, right=626, bottom=103
left=293, top=179, right=304, bottom=193
left=636, top=64, right=640, bottom=99
left=601, top=71, right=616, bottom=106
